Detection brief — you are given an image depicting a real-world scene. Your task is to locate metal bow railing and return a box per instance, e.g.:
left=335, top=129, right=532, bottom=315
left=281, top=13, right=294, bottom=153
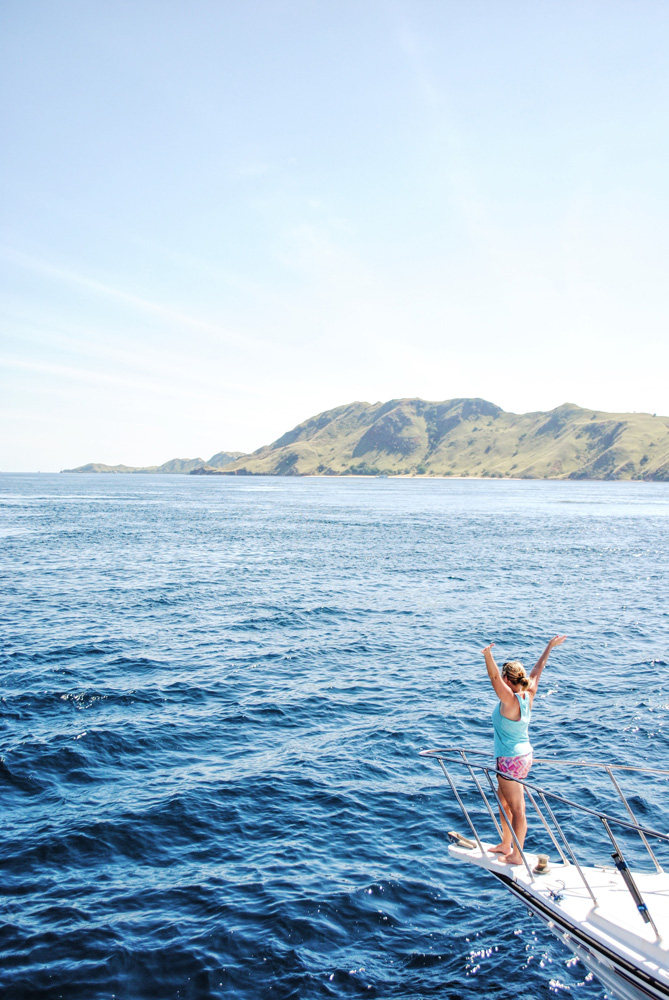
left=420, top=746, right=669, bottom=939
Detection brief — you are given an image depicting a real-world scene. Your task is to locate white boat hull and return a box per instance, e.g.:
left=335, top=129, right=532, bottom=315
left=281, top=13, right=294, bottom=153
left=448, top=840, right=669, bottom=1000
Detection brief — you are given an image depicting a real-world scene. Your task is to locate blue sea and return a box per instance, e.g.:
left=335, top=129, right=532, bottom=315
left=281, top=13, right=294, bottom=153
left=2, top=474, right=669, bottom=1000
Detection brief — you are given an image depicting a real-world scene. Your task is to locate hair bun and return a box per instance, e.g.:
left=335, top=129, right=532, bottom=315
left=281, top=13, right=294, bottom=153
left=502, top=659, right=528, bottom=688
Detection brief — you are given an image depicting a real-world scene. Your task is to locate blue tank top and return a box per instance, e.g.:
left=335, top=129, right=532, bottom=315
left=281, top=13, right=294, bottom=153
left=492, top=692, right=532, bottom=758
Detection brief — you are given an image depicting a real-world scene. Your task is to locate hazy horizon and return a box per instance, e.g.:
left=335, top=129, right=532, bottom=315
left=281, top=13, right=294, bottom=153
left=3, top=394, right=666, bottom=475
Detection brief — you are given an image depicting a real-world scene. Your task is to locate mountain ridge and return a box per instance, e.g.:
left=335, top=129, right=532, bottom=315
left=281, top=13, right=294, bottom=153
left=62, top=398, right=669, bottom=480
left=205, top=397, right=669, bottom=480
left=62, top=452, right=243, bottom=474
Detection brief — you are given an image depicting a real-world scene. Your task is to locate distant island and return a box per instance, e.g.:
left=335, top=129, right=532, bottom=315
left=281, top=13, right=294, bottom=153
left=64, top=398, right=669, bottom=480
left=196, top=398, right=669, bottom=480
left=62, top=452, right=244, bottom=475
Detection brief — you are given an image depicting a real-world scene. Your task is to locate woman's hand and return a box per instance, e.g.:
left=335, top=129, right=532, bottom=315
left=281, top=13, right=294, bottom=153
left=481, top=642, right=495, bottom=655
left=548, top=635, right=567, bottom=648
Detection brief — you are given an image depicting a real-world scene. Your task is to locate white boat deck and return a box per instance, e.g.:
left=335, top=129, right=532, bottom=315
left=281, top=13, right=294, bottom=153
left=449, top=838, right=669, bottom=989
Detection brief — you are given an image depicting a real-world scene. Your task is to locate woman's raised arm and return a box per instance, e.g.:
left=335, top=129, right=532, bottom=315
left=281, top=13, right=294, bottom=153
left=482, top=643, right=516, bottom=705
left=528, top=635, right=567, bottom=692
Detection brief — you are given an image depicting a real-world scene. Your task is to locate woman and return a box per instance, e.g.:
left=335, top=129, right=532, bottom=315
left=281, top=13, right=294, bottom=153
left=481, top=635, right=567, bottom=865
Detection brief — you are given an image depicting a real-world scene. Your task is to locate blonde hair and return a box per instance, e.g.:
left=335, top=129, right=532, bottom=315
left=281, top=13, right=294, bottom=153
left=502, top=660, right=530, bottom=690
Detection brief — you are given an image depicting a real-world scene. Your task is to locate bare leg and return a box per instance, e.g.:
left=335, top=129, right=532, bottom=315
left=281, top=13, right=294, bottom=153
left=489, top=779, right=513, bottom=854
left=497, top=775, right=527, bottom=865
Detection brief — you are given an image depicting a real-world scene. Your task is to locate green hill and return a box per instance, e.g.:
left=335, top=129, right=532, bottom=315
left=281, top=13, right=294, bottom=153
left=207, top=451, right=245, bottom=468
left=63, top=452, right=243, bottom=474
left=209, top=398, right=669, bottom=480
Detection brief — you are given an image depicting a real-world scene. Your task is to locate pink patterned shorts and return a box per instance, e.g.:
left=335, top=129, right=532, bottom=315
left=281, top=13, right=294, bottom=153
left=497, top=752, right=533, bottom=780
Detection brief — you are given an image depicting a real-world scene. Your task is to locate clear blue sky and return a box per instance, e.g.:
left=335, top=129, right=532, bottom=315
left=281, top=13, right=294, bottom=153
left=2, top=0, right=668, bottom=470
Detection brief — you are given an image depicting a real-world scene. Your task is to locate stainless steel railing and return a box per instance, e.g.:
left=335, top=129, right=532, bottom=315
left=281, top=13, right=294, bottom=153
left=420, top=747, right=669, bottom=939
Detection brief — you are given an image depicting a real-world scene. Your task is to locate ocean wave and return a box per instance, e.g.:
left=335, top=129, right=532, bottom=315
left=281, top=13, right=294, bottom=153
left=3, top=474, right=669, bottom=998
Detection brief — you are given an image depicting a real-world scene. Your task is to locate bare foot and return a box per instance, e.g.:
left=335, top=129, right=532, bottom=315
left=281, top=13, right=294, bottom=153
left=502, top=853, right=523, bottom=865
left=489, top=843, right=512, bottom=855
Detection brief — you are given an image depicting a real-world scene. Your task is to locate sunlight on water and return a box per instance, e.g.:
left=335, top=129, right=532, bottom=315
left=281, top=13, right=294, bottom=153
left=2, top=473, right=668, bottom=999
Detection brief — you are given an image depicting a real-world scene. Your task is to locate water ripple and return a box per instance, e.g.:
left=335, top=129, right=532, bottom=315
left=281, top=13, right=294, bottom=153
left=2, top=474, right=669, bottom=999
